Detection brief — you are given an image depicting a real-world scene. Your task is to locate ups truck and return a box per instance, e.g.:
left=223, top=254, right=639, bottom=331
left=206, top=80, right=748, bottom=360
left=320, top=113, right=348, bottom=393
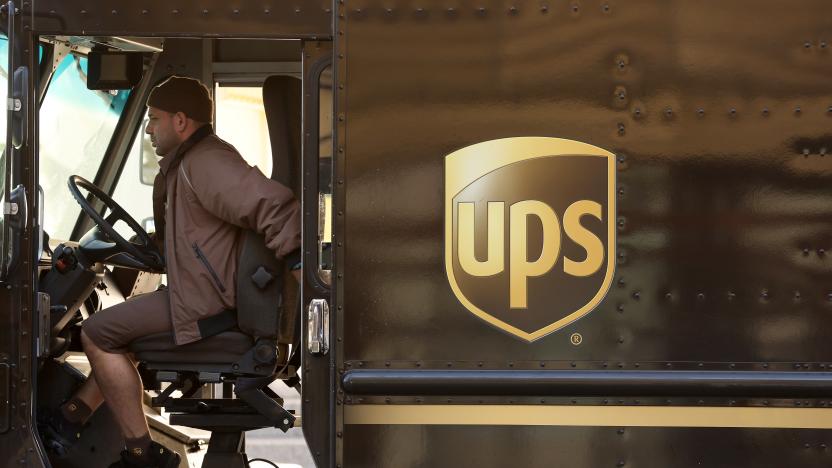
left=1, top=1, right=832, bottom=467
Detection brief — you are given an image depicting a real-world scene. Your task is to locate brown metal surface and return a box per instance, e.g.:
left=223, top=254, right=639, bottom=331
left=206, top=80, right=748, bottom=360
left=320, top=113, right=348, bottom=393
left=29, top=0, right=332, bottom=38
left=336, top=1, right=832, bottom=465
left=301, top=40, right=335, bottom=468
left=0, top=10, right=42, bottom=465
left=338, top=0, right=832, bottom=364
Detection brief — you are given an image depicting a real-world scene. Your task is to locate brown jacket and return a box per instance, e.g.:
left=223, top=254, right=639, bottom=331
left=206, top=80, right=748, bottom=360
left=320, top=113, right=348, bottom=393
left=159, top=132, right=300, bottom=345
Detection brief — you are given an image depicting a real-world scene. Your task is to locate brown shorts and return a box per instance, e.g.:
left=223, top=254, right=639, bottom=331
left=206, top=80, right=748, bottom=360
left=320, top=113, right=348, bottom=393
left=82, top=289, right=173, bottom=353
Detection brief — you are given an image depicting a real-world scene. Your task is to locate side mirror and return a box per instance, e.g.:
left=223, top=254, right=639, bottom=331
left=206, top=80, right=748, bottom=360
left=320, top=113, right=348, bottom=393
left=139, top=120, right=159, bottom=185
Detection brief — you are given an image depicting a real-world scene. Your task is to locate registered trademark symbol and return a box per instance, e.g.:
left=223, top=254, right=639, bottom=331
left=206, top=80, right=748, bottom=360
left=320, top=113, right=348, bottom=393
left=570, top=333, right=583, bottom=346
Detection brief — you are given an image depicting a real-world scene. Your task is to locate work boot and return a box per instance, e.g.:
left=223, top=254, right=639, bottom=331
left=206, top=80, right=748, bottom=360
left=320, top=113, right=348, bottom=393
left=108, top=441, right=181, bottom=468
left=37, top=408, right=84, bottom=457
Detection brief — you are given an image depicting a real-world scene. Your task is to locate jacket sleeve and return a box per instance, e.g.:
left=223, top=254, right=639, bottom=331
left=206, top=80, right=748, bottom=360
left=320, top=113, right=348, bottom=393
left=184, top=147, right=301, bottom=260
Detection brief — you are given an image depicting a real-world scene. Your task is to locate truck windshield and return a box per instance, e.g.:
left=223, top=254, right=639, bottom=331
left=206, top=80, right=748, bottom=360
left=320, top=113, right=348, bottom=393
left=39, top=53, right=130, bottom=240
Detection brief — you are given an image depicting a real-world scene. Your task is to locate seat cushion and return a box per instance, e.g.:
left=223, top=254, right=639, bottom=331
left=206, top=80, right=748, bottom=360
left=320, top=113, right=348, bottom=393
left=129, top=331, right=254, bottom=364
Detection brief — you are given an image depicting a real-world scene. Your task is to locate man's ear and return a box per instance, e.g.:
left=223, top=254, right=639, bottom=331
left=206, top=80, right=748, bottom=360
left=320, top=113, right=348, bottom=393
left=173, top=111, right=188, bottom=132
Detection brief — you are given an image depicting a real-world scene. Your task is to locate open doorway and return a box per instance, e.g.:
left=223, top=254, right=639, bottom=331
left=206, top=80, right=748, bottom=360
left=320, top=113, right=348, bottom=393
left=32, top=36, right=322, bottom=468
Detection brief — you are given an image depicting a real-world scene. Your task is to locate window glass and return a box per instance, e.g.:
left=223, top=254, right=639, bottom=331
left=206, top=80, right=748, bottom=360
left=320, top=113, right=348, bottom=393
left=214, top=85, right=272, bottom=176
left=319, top=65, right=332, bottom=235
left=318, top=65, right=333, bottom=280
left=318, top=65, right=333, bottom=270
left=0, top=37, right=7, bottom=158
left=0, top=36, right=9, bottom=271
left=138, top=118, right=159, bottom=186
left=111, top=111, right=154, bottom=240
left=39, top=53, right=130, bottom=240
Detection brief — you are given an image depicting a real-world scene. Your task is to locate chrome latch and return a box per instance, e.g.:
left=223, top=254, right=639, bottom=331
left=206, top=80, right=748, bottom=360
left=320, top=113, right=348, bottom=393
left=3, top=202, right=18, bottom=216
left=6, top=97, right=20, bottom=111
left=307, top=298, right=330, bottom=355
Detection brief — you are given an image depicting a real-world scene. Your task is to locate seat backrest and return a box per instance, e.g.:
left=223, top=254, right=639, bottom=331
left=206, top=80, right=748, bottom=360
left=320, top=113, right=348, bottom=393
left=262, top=75, right=302, bottom=195
left=236, top=230, right=284, bottom=338
left=261, top=76, right=302, bottom=345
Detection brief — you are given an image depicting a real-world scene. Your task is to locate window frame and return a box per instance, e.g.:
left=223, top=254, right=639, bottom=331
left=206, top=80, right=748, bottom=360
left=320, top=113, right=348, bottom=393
left=303, top=57, right=333, bottom=292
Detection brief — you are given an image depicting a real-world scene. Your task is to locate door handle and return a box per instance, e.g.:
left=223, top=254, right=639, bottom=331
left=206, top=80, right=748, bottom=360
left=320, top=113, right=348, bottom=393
left=2, top=183, right=26, bottom=279
left=307, top=298, right=330, bottom=355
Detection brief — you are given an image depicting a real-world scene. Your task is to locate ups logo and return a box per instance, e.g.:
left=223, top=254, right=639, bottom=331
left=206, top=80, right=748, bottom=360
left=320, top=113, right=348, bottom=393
left=444, top=137, right=616, bottom=342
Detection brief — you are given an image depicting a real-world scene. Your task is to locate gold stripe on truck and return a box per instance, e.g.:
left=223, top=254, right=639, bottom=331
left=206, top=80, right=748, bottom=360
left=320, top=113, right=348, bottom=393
left=345, top=405, right=832, bottom=429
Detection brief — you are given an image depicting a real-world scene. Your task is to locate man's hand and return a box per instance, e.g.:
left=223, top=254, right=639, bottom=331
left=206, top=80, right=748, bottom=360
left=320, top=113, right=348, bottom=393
left=128, top=231, right=157, bottom=245
left=291, top=269, right=301, bottom=284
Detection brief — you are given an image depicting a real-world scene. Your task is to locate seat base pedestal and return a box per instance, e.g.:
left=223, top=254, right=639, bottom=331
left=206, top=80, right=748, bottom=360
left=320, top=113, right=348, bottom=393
left=202, top=430, right=248, bottom=468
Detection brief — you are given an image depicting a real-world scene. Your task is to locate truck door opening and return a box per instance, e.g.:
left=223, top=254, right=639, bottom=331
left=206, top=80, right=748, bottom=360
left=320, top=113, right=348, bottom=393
left=27, top=36, right=325, bottom=468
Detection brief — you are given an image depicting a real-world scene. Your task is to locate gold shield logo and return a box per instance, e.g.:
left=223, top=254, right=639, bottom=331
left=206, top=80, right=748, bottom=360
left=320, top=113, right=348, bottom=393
left=445, top=137, right=616, bottom=342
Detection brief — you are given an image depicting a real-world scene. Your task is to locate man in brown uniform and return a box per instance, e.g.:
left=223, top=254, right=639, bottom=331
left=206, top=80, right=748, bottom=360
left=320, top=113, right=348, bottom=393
left=42, top=77, right=301, bottom=468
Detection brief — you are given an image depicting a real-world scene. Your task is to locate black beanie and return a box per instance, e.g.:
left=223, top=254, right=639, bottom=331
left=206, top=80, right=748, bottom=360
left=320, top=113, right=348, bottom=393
left=146, top=76, right=213, bottom=123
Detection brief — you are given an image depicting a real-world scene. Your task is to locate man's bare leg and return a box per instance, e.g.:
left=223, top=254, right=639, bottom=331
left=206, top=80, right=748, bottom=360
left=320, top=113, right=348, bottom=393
left=80, top=331, right=150, bottom=442
left=63, top=369, right=140, bottom=422
left=69, top=371, right=105, bottom=413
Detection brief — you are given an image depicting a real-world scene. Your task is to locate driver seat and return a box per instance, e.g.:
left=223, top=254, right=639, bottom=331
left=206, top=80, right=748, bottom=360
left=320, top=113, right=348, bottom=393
left=128, top=230, right=298, bottom=468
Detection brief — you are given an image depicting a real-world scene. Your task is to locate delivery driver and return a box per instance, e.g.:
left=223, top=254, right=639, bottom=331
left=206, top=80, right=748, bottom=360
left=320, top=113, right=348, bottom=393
left=40, top=76, right=302, bottom=468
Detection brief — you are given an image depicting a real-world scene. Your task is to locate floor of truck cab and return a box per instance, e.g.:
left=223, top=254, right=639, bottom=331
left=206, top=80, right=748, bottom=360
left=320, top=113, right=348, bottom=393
left=52, top=353, right=208, bottom=468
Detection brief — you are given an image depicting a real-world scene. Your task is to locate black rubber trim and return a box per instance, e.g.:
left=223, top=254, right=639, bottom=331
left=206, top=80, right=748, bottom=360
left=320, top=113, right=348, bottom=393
left=341, top=370, right=832, bottom=398
left=197, top=309, right=237, bottom=339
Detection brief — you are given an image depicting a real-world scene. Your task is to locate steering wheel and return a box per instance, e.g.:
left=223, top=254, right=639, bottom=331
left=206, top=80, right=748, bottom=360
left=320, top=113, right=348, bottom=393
left=67, top=175, right=165, bottom=272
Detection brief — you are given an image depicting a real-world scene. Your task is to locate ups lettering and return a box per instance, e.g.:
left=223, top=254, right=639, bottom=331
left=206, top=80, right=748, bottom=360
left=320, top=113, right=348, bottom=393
left=445, top=137, right=615, bottom=341
left=456, top=199, right=604, bottom=308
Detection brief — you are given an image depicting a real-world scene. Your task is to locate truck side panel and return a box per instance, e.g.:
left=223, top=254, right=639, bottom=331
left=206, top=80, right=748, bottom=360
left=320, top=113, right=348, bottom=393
left=336, top=1, right=832, bottom=466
